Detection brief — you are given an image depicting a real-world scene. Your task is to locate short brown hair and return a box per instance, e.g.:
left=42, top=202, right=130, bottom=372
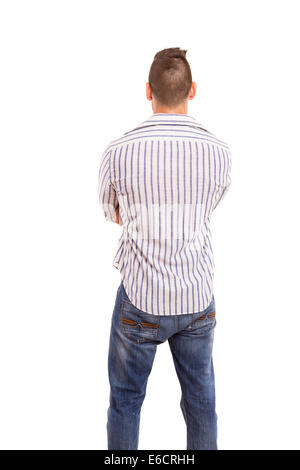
left=148, top=48, right=192, bottom=107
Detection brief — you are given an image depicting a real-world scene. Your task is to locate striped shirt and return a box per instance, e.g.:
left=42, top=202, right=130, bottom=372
left=98, top=113, right=232, bottom=315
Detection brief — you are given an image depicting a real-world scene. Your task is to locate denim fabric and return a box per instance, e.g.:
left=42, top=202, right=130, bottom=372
left=107, top=281, right=217, bottom=450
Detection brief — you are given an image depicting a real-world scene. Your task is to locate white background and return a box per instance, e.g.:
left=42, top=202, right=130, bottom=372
left=0, top=0, right=299, bottom=450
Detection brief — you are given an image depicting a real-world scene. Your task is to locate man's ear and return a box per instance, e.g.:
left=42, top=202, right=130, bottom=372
left=146, top=82, right=152, bottom=101
left=188, top=82, right=197, bottom=101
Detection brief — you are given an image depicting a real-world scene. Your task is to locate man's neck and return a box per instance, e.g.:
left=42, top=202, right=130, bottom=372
left=153, top=104, right=188, bottom=115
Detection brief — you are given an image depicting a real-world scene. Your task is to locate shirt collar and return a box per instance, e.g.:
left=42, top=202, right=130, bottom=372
left=147, top=112, right=196, bottom=121
left=125, top=112, right=208, bottom=134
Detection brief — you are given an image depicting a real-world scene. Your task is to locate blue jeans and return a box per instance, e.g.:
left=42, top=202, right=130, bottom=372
left=107, top=282, right=217, bottom=450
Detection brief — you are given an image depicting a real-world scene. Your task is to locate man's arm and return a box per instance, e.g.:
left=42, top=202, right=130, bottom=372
left=98, top=149, right=121, bottom=224
left=211, top=147, right=232, bottom=211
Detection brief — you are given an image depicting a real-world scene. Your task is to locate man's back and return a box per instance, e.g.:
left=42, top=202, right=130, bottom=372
left=98, top=112, right=232, bottom=315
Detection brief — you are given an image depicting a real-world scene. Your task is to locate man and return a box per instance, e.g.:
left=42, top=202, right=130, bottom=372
left=98, top=48, right=232, bottom=450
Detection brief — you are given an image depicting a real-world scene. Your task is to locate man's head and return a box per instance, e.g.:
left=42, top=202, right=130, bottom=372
left=146, top=48, right=196, bottom=113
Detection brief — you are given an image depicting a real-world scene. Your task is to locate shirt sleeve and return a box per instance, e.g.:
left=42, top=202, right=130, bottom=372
left=211, top=147, right=232, bottom=212
left=98, top=149, right=119, bottom=223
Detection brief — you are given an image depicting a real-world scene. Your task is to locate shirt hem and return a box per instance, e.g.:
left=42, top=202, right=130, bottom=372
left=113, top=262, right=214, bottom=316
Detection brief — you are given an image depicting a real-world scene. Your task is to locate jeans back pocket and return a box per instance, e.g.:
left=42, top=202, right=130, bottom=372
left=187, top=295, right=216, bottom=335
left=120, top=299, right=159, bottom=344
